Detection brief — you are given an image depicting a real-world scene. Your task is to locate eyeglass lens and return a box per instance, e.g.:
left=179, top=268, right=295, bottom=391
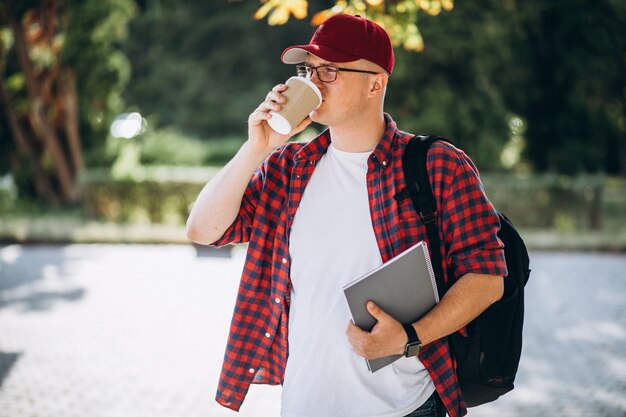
left=296, top=65, right=338, bottom=82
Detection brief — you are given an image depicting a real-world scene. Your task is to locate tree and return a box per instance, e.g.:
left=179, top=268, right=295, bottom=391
left=384, top=1, right=514, bottom=171
left=501, top=0, right=626, bottom=175
left=120, top=1, right=624, bottom=175
left=0, top=0, right=135, bottom=204
left=253, top=0, right=454, bottom=52
left=122, top=0, right=316, bottom=139
left=253, top=0, right=626, bottom=175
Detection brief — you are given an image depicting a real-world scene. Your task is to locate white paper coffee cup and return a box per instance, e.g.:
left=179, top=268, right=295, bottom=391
left=268, top=76, right=322, bottom=135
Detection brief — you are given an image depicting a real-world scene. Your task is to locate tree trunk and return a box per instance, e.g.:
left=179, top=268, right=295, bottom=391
left=60, top=69, right=84, bottom=179
left=0, top=78, right=58, bottom=204
left=9, top=3, right=78, bottom=203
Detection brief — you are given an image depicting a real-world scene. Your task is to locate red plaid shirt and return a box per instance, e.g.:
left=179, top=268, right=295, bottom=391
left=211, top=114, right=507, bottom=417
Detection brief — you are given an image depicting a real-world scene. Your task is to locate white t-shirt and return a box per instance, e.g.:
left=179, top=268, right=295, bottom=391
left=282, top=144, right=435, bottom=417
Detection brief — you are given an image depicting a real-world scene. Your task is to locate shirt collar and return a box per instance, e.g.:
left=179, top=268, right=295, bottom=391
left=371, top=113, right=399, bottom=168
left=293, top=113, right=399, bottom=167
left=293, top=128, right=331, bottom=163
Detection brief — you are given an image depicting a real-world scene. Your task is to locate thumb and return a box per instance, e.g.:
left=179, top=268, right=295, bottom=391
left=289, top=116, right=313, bottom=138
left=367, top=301, right=390, bottom=320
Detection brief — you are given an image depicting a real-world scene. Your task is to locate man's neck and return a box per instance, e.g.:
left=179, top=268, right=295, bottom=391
left=328, top=112, right=386, bottom=153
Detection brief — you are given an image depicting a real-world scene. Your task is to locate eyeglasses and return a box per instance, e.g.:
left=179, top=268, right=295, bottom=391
left=296, top=64, right=380, bottom=83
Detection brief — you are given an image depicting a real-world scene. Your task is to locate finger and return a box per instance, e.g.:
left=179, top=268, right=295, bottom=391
left=266, top=90, right=287, bottom=104
left=346, top=320, right=369, bottom=344
left=262, top=100, right=282, bottom=112
left=346, top=320, right=362, bottom=336
left=366, top=301, right=392, bottom=321
left=248, top=109, right=271, bottom=125
left=250, top=98, right=280, bottom=120
left=271, top=83, right=288, bottom=92
left=289, top=117, right=313, bottom=137
left=346, top=321, right=369, bottom=355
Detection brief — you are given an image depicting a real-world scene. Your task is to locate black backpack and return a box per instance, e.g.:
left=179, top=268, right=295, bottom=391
left=400, top=135, right=531, bottom=407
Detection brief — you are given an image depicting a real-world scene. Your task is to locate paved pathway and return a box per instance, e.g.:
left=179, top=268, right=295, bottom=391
left=0, top=245, right=624, bottom=417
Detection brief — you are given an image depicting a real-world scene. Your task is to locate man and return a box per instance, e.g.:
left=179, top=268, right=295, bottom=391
left=187, top=14, right=507, bottom=417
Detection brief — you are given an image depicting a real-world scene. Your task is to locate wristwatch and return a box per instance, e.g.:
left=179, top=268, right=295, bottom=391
left=402, top=323, right=422, bottom=357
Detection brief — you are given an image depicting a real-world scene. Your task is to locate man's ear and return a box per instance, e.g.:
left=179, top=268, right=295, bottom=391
left=369, top=74, right=388, bottom=97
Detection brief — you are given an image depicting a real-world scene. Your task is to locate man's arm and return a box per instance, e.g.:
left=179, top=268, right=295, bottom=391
left=185, top=142, right=269, bottom=245
left=346, top=272, right=504, bottom=360
left=186, top=83, right=311, bottom=245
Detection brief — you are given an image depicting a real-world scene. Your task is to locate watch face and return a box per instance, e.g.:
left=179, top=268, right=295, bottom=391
left=405, top=342, right=421, bottom=357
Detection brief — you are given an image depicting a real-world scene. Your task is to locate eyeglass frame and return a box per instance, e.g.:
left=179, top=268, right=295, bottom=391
left=296, top=64, right=381, bottom=83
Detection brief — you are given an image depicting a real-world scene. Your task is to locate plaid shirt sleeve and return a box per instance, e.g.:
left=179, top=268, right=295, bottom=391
left=428, top=142, right=507, bottom=280
left=210, top=163, right=265, bottom=247
left=407, top=139, right=507, bottom=417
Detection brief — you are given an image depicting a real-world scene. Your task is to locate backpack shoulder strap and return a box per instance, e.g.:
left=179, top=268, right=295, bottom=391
left=401, top=135, right=448, bottom=298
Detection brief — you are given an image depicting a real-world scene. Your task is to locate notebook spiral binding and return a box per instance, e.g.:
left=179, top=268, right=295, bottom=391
left=422, top=242, right=440, bottom=303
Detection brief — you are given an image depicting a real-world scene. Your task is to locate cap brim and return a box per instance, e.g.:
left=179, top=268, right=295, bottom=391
left=281, top=44, right=360, bottom=65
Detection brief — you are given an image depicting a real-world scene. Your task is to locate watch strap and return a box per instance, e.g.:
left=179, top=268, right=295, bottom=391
left=403, top=323, right=420, bottom=345
left=403, top=323, right=422, bottom=358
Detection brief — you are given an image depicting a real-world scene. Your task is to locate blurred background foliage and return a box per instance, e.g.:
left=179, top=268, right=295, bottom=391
left=0, top=0, right=135, bottom=204
left=119, top=0, right=625, bottom=174
left=0, top=0, right=625, bottom=235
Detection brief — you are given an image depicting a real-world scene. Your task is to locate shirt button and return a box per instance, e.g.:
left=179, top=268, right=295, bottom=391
left=282, top=258, right=288, bottom=264
left=275, top=297, right=281, bottom=304
left=382, top=160, right=387, bottom=166
left=248, top=368, right=255, bottom=374
left=265, top=332, right=271, bottom=338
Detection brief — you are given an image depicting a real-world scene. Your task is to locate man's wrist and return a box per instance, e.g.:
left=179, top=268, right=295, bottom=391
left=402, top=323, right=422, bottom=357
left=398, top=325, right=409, bottom=354
left=240, top=140, right=273, bottom=165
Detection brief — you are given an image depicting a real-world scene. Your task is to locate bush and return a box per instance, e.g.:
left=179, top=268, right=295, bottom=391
left=80, top=166, right=219, bottom=225
left=0, top=175, right=17, bottom=213
left=97, top=127, right=245, bottom=168
left=483, top=174, right=606, bottom=231
left=78, top=168, right=626, bottom=233
left=136, top=129, right=244, bottom=166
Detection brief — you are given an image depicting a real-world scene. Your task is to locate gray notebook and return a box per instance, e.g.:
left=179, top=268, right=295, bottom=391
left=343, top=241, right=439, bottom=372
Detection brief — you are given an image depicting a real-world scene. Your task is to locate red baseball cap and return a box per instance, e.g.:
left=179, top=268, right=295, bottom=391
left=281, top=14, right=394, bottom=74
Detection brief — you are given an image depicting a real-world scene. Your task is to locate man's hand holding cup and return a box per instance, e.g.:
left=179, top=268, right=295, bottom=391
left=247, top=76, right=322, bottom=155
